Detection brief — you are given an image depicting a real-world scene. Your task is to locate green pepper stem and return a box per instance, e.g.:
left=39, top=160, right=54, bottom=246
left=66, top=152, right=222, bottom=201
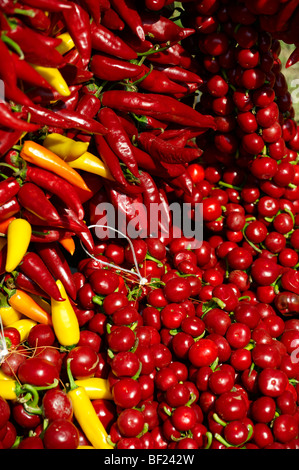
left=66, top=358, right=78, bottom=392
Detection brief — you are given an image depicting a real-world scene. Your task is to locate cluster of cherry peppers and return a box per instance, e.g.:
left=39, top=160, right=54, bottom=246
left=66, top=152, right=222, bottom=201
left=2, top=0, right=299, bottom=451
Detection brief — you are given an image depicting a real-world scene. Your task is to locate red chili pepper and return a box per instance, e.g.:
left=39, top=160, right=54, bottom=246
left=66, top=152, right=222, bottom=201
left=98, top=107, right=140, bottom=178
left=110, top=0, right=145, bottom=41
left=140, top=11, right=195, bottom=43
left=119, top=30, right=154, bottom=53
left=276, top=0, right=299, bottom=31
left=154, top=65, right=203, bottom=86
left=4, top=18, right=65, bottom=67
left=63, top=2, right=92, bottom=68
left=67, top=94, right=102, bottom=141
left=18, top=4, right=51, bottom=31
left=18, top=0, right=73, bottom=12
left=11, top=54, right=52, bottom=90
left=90, top=53, right=142, bottom=81
left=24, top=165, right=84, bottom=221
left=4, top=82, right=35, bottom=107
left=81, top=0, right=102, bottom=24
left=132, top=64, right=189, bottom=95
left=94, top=135, right=143, bottom=195
left=286, top=45, right=299, bottom=68
left=60, top=64, right=94, bottom=87
left=101, top=7, right=125, bottom=30
left=101, top=90, right=216, bottom=129
left=0, top=178, right=20, bottom=206
left=0, top=197, right=20, bottom=221
left=30, top=227, right=75, bottom=244
left=35, top=242, right=77, bottom=300
left=169, top=171, right=194, bottom=196
left=11, top=272, right=50, bottom=298
left=0, top=39, right=17, bottom=89
left=106, top=184, right=148, bottom=238
left=148, top=43, right=200, bottom=73
left=17, top=182, right=61, bottom=224
left=0, top=103, right=40, bottom=132
left=54, top=109, right=108, bottom=135
left=24, top=104, right=80, bottom=128
left=0, top=124, right=24, bottom=158
left=55, top=205, right=95, bottom=253
left=19, top=252, right=65, bottom=301
left=90, top=22, right=137, bottom=60
left=51, top=88, right=80, bottom=113
left=137, top=131, right=203, bottom=163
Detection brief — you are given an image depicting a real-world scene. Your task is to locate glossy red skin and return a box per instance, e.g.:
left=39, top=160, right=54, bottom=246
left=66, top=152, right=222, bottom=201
left=17, top=357, right=59, bottom=386
left=27, top=324, right=55, bottom=348
left=117, top=408, right=145, bottom=438
left=42, top=389, right=73, bottom=422
left=188, top=338, right=218, bottom=367
left=43, top=419, right=79, bottom=449
left=0, top=397, right=10, bottom=429
left=67, top=345, right=99, bottom=379
left=18, top=436, right=44, bottom=449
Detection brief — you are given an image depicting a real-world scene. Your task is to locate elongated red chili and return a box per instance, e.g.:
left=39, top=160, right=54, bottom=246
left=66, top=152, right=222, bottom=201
left=98, top=107, right=140, bottom=178
left=54, top=109, right=107, bottom=135
left=29, top=227, right=75, bottom=244
left=4, top=82, right=35, bottom=107
left=0, top=39, right=17, bottom=89
left=35, top=243, right=77, bottom=301
left=90, top=20, right=138, bottom=60
left=0, top=178, right=21, bottom=206
left=24, top=165, right=84, bottom=221
left=169, top=171, right=194, bottom=196
left=60, top=64, right=94, bottom=87
left=0, top=197, right=20, bottom=221
left=101, top=7, right=125, bottom=31
left=19, top=0, right=73, bottom=12
left=90, top=53, right=142, bottom=81
left=81, top=0, right=102, bottom=24
left=154, top=65, right=203, bottom=86
left=19, top=252, right=65, bottom=301
left=11, top=53, right=52, bottom=90
left=140, top=11, right=195, bottom=43
left=0, top=103, right=40, bottom=132
left=24, top=105, right=81, bottom=129
left=17, top=182, right=61, bottom=224
left=110, top=0, right=145, bottom=41
left=148, top=43, right=199, bottom=72
left=132, top=64, right=188, bottom=95
left=63, top=2, right=91, bottom=68
left=137, top=131, right=203, bottom=163
left=286, top=46, right=299, bottom=68
left=76, top=94, right=102, bottom=118
left=101, top=90, right=216, bottom=129
left=94, top=135, right=143, bottom=195
left=10, top=272, right=50, bottom=298
left=276, top=0, right=299, bottom=31
left=0, top=125, right=24, bottom=158
left=4, top=18, right=65, bottom=67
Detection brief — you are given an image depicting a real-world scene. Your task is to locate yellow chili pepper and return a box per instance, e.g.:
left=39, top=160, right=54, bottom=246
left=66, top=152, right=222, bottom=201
left=8, top=319, right=37, bottom=341
left=59, top=236, right=76, bottom=256
left=74, top=378, right=113, bottom=400
left=20, top=141, right=91, bottom=192
left=0, top=370, right=11, bottom=381
left=43, top=133, right=89, bottom=162
left=0, top=291, right=22, bottom=326
left=51, top=280, right=80, bottom=347
left=77, top=446, right=95, bottom=449
left=56, top=32, right=75, bottom=55
left=0, top=380, right=19, bottom=400
left=66, top=359, right=113, bottom=450
left=5, top=219, right=32, bottom=273
left=68, top=151, right=114, bottom=181
left=30, top=64, right=71, bottom=97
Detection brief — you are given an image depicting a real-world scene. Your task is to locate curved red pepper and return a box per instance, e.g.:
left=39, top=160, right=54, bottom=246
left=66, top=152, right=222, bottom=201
left=90, top=53, right=142, bottom=81
left=101, top=7, right=125, bottom=31
left=140, top=10, right=195, bottom=43
left=19, top=252, right=65, bottom=301
left=132, top=64, right=189, bottom=95
left=17, top=182, right=61, bottom=224
left=35, top=242, right=77, bottom=301
left=110, top=0, right=145, bottom=41
left=0, top=197, right=20, bottom=221
left=0, top=177, right=21, bottom=206
left=90, top=22, right=137, bottom=60
left=63, top=2, right=92, bottom=68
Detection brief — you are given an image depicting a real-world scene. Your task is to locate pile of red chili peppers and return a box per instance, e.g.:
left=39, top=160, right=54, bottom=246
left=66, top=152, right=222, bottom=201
left=1, top=0, right=299, bottom=451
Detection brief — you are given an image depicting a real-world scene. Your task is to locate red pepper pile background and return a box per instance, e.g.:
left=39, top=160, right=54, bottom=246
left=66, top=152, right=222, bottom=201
left=1, top=0, right=299, bottom=450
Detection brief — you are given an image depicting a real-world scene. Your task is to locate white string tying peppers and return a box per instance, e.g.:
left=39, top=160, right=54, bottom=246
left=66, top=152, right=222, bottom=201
left=80, top=225, right=149, bottom=287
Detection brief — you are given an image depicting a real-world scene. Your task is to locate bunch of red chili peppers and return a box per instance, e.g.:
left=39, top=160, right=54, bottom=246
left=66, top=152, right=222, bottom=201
left=0, top=0, right=299, bottom=452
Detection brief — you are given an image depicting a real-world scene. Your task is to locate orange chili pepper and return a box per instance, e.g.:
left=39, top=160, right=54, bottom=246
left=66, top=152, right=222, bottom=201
left=0, top=217, right=16, bottom=235
left=20, top=141, right=91, bottom=192
left=6, top=289, right=52, bottom=325
left=59, top=236, right=76, bottom=256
